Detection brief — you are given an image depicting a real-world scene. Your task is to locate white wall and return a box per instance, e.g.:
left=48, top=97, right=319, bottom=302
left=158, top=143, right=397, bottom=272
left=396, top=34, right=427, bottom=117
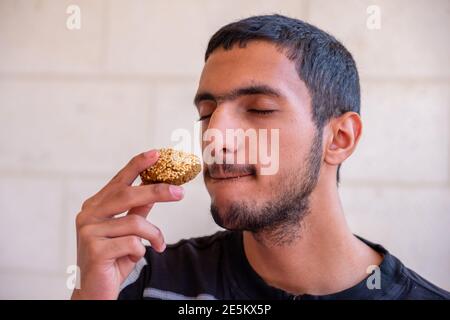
left=0, top=0, right=448, bottom=299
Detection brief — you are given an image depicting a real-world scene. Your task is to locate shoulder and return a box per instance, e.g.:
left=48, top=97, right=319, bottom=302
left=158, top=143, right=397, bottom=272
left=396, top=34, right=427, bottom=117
left=357, top=236, right=449, bottom=300
left=396, top=262, right=450, bottom=300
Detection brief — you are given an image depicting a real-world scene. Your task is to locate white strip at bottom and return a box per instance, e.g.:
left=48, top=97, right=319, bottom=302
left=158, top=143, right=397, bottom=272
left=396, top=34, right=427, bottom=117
left=143, top=287, right=217, bottom=300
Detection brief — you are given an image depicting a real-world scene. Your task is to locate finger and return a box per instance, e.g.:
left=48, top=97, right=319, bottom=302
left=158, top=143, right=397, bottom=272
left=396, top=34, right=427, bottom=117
left=127, top=203, right=154, bottom=218
left=88, top=214, right=165, bottom=252
left=96, top=236, right=146, bottom=261
left=97, top=183, right=184, bottom=218
left=125, top=182, right=153, bottom=218
left=110, top=150, right=159, bottom=186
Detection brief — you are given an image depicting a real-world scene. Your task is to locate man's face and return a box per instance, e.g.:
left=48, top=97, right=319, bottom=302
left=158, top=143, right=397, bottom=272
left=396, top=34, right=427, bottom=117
left=195, top=41, right=323, bottom=239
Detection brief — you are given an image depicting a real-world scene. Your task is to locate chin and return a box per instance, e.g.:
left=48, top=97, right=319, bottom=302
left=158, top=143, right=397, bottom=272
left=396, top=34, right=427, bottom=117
left=209, top=201, right=241, bottom=231
left=205, top=175, right=255, bottom=201
left=209, top=190, right=243, bottom=209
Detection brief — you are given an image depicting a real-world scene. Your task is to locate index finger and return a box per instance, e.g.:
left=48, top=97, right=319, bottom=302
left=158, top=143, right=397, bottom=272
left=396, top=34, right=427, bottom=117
left=110, top=150, right=159, bottom=186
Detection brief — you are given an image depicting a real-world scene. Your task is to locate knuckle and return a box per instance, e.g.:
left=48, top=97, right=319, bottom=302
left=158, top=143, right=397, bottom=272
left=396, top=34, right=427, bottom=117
left=118, top=187, right=132, bottom=202
left=81, top=198, right=92, bottom=210
left=129, top=236, right=142, bottom=249
left=128, top=215, right=143, bottom=231
left=78, top=225, right=93, bottom=240
left=75, top=212, right=84, bottom=229
left=81, top=192, right=102, bottom=210
left=152, top=183, right=167, bottom=197
left=136, top=244, right=146, bottom=257
left=75, top=212, right=93, bottom=230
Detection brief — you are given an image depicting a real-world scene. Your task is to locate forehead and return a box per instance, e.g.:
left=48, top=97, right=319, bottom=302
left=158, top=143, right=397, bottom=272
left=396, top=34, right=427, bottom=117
left=198, top=41, right=308, bottom=104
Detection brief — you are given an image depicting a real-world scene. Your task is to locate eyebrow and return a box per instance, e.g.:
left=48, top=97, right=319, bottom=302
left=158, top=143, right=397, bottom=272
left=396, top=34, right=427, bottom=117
left=193, top=84, right=283, bottom=106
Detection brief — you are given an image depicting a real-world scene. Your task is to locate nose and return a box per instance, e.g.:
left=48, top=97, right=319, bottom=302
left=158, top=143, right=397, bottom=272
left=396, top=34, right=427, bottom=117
left=203, top=103, right=242, bottom=164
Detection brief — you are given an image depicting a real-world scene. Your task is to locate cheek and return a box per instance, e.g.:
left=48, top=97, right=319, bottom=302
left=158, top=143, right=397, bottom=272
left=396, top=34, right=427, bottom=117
left=276, top=122, right=314, bottom=171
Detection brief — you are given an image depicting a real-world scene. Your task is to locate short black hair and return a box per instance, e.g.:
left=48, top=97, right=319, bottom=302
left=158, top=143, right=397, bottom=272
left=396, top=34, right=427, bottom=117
left=205, top=14, right=361, bottom=184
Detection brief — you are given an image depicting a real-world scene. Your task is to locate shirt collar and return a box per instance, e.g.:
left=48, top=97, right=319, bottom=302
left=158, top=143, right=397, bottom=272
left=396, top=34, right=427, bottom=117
left=224, top=231, right=405, bottom=300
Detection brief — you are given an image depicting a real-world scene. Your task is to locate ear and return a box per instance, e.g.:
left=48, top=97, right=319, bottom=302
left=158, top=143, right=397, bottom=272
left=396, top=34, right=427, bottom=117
left=324, top=112, right=362, bottom=166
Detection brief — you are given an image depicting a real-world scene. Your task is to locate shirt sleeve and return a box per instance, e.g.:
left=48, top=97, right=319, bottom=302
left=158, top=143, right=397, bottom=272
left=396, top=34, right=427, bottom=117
left=117, top=255, right=150, bottom=300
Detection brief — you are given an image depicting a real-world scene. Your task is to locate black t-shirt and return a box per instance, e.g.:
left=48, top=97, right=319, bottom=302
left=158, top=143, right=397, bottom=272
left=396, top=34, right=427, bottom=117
left=118, top=230, right=449, bottom=300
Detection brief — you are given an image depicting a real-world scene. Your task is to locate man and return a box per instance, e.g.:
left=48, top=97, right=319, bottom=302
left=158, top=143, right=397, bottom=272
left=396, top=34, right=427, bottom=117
left=71, top=15, right=449, bottom=300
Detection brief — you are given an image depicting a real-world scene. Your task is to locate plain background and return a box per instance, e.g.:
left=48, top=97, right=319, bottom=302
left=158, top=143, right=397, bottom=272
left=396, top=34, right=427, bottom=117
left=0, top=0, right=449, bottom=299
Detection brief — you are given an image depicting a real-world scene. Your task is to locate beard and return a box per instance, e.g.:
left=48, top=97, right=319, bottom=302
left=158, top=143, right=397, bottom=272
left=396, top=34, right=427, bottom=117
left=209, top=128, right=323, bottom=246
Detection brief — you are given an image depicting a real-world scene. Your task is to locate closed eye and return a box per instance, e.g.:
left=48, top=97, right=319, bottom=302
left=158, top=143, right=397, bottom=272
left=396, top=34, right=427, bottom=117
left=247, top=109, right=276, bottom=115
left=197, top=109, right=276, bottom=121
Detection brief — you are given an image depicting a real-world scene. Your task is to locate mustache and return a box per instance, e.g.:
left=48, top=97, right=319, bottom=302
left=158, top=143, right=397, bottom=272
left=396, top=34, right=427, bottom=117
left=205, top=163, right=257, bottom=177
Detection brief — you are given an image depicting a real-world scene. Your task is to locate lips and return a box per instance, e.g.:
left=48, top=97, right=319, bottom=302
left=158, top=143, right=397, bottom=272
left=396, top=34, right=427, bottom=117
left=206, top=164, right=256, bottom=180
left=209, top=172, right=253, bottom=179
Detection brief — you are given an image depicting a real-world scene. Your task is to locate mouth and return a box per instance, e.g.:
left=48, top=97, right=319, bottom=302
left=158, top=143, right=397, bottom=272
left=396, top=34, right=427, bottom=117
left=205, top=164, right=257, bottom=182
left=208, top=172, right=254, bottom=181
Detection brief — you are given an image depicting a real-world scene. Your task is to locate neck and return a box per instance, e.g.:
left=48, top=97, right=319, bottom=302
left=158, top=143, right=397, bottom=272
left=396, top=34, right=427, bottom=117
left=243, top=173, right=383, bottom=296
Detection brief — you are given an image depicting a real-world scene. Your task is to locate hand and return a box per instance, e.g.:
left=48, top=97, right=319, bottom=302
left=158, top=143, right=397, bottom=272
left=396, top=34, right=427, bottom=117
left=71, top=150, right=184, bottom=299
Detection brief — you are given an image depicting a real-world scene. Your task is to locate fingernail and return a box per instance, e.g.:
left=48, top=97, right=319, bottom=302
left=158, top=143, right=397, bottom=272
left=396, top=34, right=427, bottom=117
left=144, top=150, right=158, bottom=158
left=169, top=185, right=184, bottom=199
